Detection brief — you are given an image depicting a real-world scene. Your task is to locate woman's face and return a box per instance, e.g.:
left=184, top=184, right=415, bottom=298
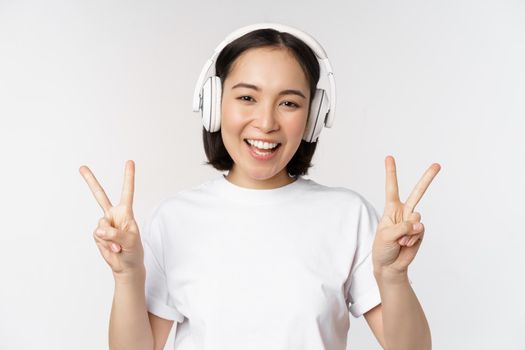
left=220, top=46, right=310, bottom=189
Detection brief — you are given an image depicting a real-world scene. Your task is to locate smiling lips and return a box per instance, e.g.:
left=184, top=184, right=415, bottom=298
left=245, top=139, right=281, bottom=160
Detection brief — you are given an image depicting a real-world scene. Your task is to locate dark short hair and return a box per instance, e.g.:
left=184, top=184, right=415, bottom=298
left=202, top=28, right=321, bottom=176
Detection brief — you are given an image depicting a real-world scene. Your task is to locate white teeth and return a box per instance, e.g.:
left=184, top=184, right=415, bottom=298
left=246, top=139, right=279, bottom=149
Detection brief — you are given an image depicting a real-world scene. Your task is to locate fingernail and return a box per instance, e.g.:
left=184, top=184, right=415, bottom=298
left=111, top=243, right=120, bottom=252
left=401, top=236, right=409, bottom=245
left=95, top=229, right=106, bottom=237
left=413, top=223, right=422, bottom=231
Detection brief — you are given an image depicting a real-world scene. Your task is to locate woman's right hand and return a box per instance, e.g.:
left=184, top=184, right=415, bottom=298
left=79, top=160, right=145, bottom=279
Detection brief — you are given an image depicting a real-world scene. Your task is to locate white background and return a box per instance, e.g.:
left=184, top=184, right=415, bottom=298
left=0, top=0, right=524, bottom=349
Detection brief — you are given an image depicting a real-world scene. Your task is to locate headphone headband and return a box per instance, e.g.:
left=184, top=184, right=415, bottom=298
left=192, top=22, right=336, bottom=129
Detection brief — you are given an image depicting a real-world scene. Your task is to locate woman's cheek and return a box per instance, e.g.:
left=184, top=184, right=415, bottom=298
left=224, top=103, right=250, bottom=125
left=288, top=112, right=309, bottom=139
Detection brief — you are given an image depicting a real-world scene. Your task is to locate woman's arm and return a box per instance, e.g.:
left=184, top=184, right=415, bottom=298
left=148, top=312, right=174, bottom=350
left=373, top=271, right=431, bottom=350
left=366, top=156, right=438, bottom=349
left=109, top=268, right=154, bottom=350
left=364, top=304, right=387, bottom=349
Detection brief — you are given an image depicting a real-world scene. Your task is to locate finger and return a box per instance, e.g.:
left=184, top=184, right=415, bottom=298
left=407, top=226, right=425, bottom=247
left=94, top=234, right=121, bottom=253
left=394, top=220, right=426, bottom=246
left=98, top=216, right=112, bottom=228
left=403, top=163, right=441, bottom=217
left=97, top=217, right=130, bottom=251
left=93, top=233, right=106, bottom=245
left=408, top=211, right=421, bottom=223
left=93, top=233, right=111, bottom=250
left=407, top=235, right=421, bottom=247
left=120, top=160, right=135, bottom=208
left=94, top=224, right=126, bottom=247
left=79, top=165, right=113, bottom=215
left=110, top=242, right=121, bottom=253
left=398, top=212, right=421, bottom=245
left=388, top=221, right=418, bottom=242
left=385, top=155, right=400, bottom=205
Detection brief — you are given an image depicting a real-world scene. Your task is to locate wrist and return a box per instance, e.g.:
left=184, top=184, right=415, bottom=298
left=113, top=266, right=146, bottom=285
left=374, top=266, right=410, bottom=285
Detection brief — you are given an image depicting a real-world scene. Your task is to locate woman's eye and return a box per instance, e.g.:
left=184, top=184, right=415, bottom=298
left=237, top=96, right=299, bottom=109
left=282, top=101, right=299, bottom=108
left=238, top=96, right=254, bottom=102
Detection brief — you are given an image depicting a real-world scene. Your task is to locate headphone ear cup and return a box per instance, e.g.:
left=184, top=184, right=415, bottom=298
left=303, top=89, right=330, bottom=142
left=211, top=76, right=222, bottom=132
left=201, top=77, right=213, bottom=132
left=201, top=76, right=222, bottom=132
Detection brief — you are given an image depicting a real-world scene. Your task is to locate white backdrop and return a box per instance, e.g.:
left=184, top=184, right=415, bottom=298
left=1, top=0, right=524, bottom=349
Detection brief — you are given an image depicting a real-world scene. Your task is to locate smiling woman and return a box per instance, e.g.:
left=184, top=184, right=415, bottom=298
left=81, top=22, right=435, bottom=350
left=201, top=28, right=322, bottom=189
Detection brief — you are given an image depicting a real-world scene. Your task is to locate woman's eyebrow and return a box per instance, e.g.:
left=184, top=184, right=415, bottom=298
left=231, top=82, right=306, bottom=99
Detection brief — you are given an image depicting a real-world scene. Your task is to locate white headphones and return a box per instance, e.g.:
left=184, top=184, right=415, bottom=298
left=192, top=22, right=336, bottom=143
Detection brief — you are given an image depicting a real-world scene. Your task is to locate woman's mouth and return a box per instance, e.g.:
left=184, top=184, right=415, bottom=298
left=244, top=139, right=281, bottom=161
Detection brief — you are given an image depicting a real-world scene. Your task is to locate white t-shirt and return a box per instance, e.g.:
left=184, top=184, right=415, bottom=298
left=141, top=174, right=384, bottom=350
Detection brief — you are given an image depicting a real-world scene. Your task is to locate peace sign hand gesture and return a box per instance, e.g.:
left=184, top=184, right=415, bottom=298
left=79, top=160, right=145, bottom=279
left=372, top=156, right=441, bottom=278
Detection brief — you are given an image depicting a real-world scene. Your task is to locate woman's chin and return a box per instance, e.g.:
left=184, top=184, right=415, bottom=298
left=247, top=172, right=280, bottom=182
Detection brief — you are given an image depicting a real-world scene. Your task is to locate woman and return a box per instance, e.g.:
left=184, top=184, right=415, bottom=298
left=80, top=24, right=440, bottom=350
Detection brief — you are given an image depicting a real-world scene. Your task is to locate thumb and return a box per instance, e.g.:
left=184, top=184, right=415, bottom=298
left=96, top=217, right=128, bottom=250
left=385, top=220, right=418, bottom=242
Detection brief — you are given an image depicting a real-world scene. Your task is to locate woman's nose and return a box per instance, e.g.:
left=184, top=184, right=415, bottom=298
left=253, top=103, right=279, bottom=132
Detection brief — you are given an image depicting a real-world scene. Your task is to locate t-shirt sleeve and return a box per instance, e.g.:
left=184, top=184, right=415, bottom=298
left=141, top=206, right=185, bottom=323
left=345, top=196, right=382, bottom=318
left=344, top=196, right=414, bottom=318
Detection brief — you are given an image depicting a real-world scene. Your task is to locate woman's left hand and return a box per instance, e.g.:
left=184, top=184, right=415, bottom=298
left=372, top=155, right=441, bottom=276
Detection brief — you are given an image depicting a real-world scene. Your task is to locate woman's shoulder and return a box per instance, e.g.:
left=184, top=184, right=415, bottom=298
left=304, top=177, right=372, bottom=207
left=157, top=178, right=216, bottom=207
